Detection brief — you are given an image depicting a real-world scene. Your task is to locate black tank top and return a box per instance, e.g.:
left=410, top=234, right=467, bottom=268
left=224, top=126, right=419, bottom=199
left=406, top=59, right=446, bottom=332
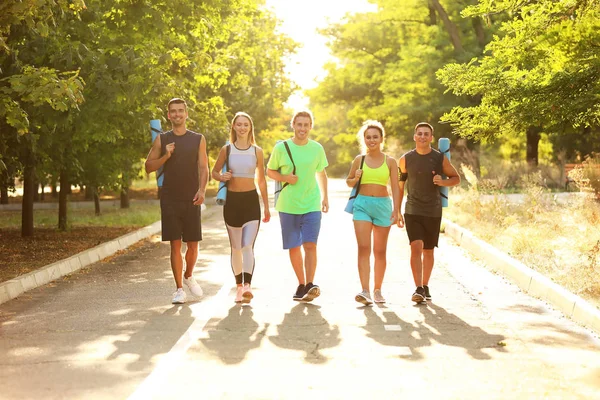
left=160, top=130, right=202, bottom=201
left=404, top=148, right=444, bottom=217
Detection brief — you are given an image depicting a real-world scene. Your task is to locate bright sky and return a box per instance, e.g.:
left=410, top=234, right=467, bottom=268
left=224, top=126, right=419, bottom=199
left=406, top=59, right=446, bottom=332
left=264, top=0, right=377, bottom=111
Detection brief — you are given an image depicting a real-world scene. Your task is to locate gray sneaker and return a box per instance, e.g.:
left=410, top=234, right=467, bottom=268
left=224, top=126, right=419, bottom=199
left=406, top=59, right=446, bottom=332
left=355, top=290, right=373, bottom=306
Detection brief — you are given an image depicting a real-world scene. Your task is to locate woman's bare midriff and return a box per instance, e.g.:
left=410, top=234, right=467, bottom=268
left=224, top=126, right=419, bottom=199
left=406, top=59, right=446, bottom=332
left=227, top=177, right=256, bottom=192
left=359, top=183, right=389, bottom=197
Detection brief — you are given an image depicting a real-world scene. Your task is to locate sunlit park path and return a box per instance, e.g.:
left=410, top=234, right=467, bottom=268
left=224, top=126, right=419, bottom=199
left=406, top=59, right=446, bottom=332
left=1, top=179, right=599, bottom=400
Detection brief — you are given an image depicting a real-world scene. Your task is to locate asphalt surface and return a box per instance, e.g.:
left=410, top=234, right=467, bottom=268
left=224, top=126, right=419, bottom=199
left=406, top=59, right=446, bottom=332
left=1, top=180, right=599, bottom=399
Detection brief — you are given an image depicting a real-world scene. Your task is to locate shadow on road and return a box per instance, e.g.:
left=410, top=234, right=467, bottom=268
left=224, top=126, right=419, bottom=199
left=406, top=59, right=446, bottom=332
left=419, top=304, right=507, bottom=360
left=269, top=302, right=341, bottom=364
left=362, top=307, right=428, bottom=360
left=198, top=304, right=268, bottom=364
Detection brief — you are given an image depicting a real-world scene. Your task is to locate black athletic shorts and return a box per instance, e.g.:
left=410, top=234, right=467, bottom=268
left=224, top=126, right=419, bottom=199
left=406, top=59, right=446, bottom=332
left=404, top=213, right=442, bottom=249
left=224, top=189, right=261, bottom=227
left=160, top=198, right=202, bottom=242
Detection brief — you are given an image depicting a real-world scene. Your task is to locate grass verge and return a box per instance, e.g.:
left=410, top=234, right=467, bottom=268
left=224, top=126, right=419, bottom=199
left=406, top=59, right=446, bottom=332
left=445, top=185, right=600, bottom=310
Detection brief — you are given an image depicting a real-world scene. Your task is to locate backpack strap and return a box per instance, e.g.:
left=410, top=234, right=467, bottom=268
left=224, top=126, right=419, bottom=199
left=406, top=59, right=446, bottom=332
left=275, top=140, right=296, bottom=194
left=349, top=155, right=366, bottom=200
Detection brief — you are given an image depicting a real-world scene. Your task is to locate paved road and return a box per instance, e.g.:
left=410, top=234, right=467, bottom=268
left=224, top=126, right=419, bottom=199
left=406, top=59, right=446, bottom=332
left=1, top=180, right=599, bottom=399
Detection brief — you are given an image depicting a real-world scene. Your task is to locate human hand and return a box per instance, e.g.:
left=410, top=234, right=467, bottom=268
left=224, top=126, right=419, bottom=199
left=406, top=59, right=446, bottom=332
left=263, top=208, right=271, bottom=223
left=221, top=171, right=232, bottom=182
left=321, top=198, right=329, bottom=213
left=397, top=213, right=405, bottom=228
left=165, top=142, right=175, bottom=157
left=432, top=171, right=443, bottom=186
left=355, top=169, right=363, bottom=180
left=286, top=174, right=298, bottom=185
left=192, top=189, right=205, bottom=206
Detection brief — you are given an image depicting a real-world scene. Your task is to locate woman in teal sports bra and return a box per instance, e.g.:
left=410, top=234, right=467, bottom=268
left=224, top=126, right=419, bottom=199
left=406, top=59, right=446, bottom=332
left=345, top=120, right=400, bottom=305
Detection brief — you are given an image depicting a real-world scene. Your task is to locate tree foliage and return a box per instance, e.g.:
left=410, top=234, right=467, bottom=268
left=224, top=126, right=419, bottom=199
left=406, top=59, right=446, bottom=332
left=437, top=0, right=600, bottom=161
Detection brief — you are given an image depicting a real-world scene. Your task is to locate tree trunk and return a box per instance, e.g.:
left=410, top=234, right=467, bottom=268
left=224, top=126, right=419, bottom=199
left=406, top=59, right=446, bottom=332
left=428, top=1, right=437, bottom=26
left=93, top=187, right=101, bottom=216
left=32, top=177, right=39, bottom=202
left=0, top=186, right=7, bottom=204
left=85, top=185, right=94, bottom=200
left=58, top=169, right=69, bottom=231
left=120, top=186, right=130, bottom=209
left=471, top=17, right=486, bottom=48
left=40, top=183, right=45, bottom=201
left=51, top=182, right=58, bottom=198
left=430, top=0, right=464, bottom=53
left=526, top=126, right=542, bottom=167
left=21, top=157, right=35, bottom=237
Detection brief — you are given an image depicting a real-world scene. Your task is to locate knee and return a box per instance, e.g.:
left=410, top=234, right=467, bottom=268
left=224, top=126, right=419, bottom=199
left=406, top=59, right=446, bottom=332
left=410, top=241, right=424, bottom=256
left=170, top=241, right=182, bottom=253
left=303, top=242, right=316, bottom=251
left=357, top=244, right=371, bottom=254
left=423, top=249, right=434, bottom=259
left=373, top=248, right=386, bottom=260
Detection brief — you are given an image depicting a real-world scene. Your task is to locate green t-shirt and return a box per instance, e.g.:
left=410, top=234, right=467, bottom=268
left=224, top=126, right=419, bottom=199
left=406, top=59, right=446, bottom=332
left=267, top=139, right=328, bottom=214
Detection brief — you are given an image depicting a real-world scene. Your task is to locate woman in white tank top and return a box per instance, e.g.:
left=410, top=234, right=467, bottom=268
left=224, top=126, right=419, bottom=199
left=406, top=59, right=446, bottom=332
left=211, top=112, right=270, bottom=303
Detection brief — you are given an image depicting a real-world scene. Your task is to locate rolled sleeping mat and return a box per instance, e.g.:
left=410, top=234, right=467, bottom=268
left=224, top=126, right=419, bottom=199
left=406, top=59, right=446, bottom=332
left=150, top=119, right=164, bottom=188
left=216, top=141, right=229, bottom=206
left=438, top=137, right=450, bottom=207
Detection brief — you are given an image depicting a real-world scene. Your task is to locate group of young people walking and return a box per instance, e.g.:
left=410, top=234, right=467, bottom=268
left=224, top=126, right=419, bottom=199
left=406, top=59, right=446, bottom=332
left=144, top=98, right=460, bottom=306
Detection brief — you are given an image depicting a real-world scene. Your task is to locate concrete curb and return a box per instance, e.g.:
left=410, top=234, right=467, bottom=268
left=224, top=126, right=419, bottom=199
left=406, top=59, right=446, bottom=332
left=443, top=218, right=600, bottom=334
left=0, top=203, right=219, bottom=305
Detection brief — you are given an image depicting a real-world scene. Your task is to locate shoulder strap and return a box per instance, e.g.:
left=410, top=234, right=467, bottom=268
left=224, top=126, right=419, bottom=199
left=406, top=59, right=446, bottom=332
left=283, top=140, right=296, bottom=175
left=350, top=156, right=366, bottom=200
left=275, top=140, right=296, bottom=194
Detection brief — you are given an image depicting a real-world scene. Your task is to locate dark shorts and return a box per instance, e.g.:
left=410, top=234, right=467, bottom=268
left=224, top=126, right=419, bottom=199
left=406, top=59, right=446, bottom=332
left=404, top=214, right=442, bottom=249
left=224, top=189, right=261, bottom=227
left=160, top=198, right=202, bottom=242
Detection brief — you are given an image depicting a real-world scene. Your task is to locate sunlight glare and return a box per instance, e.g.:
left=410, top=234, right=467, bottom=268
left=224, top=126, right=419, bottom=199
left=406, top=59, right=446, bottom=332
left=265, top=0, right=377, bottom=110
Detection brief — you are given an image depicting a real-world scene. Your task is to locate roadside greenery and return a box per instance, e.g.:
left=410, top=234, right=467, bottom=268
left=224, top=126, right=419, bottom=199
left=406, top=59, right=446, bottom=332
left=309, top=0, right=600, bottom=178
left=445, top=172, right=600, bottom=308
left=1, top=0, right=296, bottom=236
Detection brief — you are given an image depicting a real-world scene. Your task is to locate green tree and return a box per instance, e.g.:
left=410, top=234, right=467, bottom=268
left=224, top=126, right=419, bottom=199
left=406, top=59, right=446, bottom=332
left=437, top=0, right=600, bottom=166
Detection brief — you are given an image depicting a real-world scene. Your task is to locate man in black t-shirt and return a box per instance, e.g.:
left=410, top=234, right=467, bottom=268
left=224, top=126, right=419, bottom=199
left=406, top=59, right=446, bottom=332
left=145, top=98, right=209, bottom=304
left=398, top=122, right=460, bottom=304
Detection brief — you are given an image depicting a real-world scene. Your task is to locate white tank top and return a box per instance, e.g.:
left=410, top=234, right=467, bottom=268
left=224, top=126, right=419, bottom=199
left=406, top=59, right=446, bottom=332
left=229, top=144, right=257, bottom=179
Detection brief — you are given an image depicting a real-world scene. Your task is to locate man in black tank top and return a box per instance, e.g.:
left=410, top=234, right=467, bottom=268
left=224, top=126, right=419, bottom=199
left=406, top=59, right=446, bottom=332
left=398, top=122, right=460, bottom=304
left=144, top=98, right=209, bottom=304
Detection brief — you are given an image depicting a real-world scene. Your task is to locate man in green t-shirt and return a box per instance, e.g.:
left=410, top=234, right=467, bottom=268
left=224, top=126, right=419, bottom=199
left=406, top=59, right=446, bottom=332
left=267, top=110, right=329, bottom=302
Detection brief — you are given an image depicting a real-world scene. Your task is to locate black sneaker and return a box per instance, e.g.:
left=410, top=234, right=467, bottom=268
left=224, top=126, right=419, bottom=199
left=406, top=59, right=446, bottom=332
left=293, top=284, right=306, bottom=301
left=423, top=285, right=432, bottom=300
left=302, top=283, right=320, bottom=302
left=411, top=286, right=426, bottom=304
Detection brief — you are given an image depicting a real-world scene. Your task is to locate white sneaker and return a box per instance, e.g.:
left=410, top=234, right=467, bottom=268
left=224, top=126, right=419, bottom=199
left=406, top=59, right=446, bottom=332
left=184, top=276, right=203, bottom=297
left=355, top=290, right=373, bottom=306
left=172, top=288, right=187, bottom=304
left=235, top=286, right=243, bottom=303
left=242, top=284, right=253, bottom=304
left=373, top=289, right=386, bottom=303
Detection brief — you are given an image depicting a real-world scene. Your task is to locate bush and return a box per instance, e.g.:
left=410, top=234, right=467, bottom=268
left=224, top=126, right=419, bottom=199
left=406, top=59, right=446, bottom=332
left=568, top=153, right=600, bottom=199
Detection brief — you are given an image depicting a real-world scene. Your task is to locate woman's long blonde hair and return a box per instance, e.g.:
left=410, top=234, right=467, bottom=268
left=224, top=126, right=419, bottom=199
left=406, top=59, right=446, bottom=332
left=229, top=111, right=255, bottom=145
